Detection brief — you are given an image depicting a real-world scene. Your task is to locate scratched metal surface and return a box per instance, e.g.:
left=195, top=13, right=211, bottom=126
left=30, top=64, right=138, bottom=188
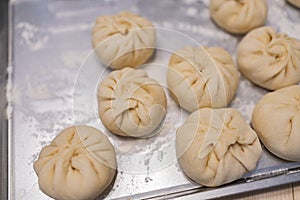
left=8, top=0, right=300, bottom=199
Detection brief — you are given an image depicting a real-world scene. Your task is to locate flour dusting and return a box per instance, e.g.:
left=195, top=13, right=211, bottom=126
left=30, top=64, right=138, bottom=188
left=61, top=51, right=90, bottom=69
left=27, top=81, right=51, bottom=100
left=53, top=8, right=98, bottom=18
left=47, top=23, right=92, bottom=35
left=186, top=7, right=198, bottom=17
left=6, top=66, right=15, bottom=119
left=183, top=0, right=200, bottom=5
left=16, top=22, right=48, bottom=51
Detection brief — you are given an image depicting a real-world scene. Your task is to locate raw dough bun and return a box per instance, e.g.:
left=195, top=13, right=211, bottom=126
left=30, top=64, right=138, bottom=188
left=252, top=85, right=300, bottom=161
left=210, top=0, right=268, bottom=34
left=98, top=67, right=167, bottom=137
left=167, top=46, right=239, bottom=112
left=237, top=26, right=300, bottom=90
left=287, top=0, right=300, bottom=8
left=33, top=126, right=116, bottom=200
left=92, top=11, right=155, bottom=69
left=176, top=108, right=262, bottom=187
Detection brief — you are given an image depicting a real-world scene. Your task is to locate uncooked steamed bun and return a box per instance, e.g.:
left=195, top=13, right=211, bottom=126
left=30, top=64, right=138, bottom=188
left=210, top=0, right=268, bottom=34
left=287, top=0, right=300, bottom=8
left=92, top=11, right=155, bottom=69
left=167, top=46, right=239, bottom=112
left=98, top=67, right=167, bottom=137
left=176, top=108, right=262, bottom=187
left=34, top=126, right=117, bottom=200
left=237, top=26, right=300, bottom=90
left=252, top=85, right=300, bottom=161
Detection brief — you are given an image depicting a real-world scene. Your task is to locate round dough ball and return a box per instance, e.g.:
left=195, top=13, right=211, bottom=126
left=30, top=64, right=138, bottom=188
left=176, top=108, right=262, bottom=187
left=287, top=0, right=300, bottom=8
left=210, top=0, right=268, bottom=34
left=98, top=67, right=167, bottom=137
left=33, top=126, right=117, bottom=200
left=237, top=26, right=300, bottom=90
left=167, top=46, right=239, bottom=112
left=252, top=85, right=300, bottom=161
left=92, top=11, right=155, bottom=69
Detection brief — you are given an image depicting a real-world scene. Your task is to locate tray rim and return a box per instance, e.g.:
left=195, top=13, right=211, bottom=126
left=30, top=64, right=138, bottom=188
left=0, top=1, right=9, bottom=200
left=114, top=164, right=300, bottom=199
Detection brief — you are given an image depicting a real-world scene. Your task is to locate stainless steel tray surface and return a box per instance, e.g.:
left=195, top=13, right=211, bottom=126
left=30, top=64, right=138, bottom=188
left=8, top=0, right=300, bottom=199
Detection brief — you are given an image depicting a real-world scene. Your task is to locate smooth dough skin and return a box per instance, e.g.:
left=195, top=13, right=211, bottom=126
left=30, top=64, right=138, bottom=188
left=252, top=85, right=300, bottom=161
left=287, top=0, right=300, bottom=8
left=98, top=68, right=167, bottom=137
left=92, top=11, right=155, bottom=69
left=176, top=108, right=262, bottom=187
left=210, top=0, right=268, bottom=34
left=33, top=126, right=117, bottom=200
left=237, top=26, right=300, bottom=90
left=167, top=46, right=239, bottom=113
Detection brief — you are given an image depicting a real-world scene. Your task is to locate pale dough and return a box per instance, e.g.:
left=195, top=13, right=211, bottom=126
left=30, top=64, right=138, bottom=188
left=237, top=26, right=300, bottom=90
left=252, top=85, right=300, bottom=161
left=176, top=108, right=262, bottom=187
left=210, top=0, right=268, bottom=34
left=92, top=11, right=155, bottom=69
left=98, top=67, right=167, bottom=137
left=287, top=0, right=300, bottom=8
left=34, top=126, right=117, bottom=200
left=167, top=46, right=239, bottom=112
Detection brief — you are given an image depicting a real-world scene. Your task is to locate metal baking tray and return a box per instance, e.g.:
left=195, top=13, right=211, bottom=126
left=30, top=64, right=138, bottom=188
left=0, top=1, right=9, bottom=200
left=6, top=0, right=300, bottom=199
